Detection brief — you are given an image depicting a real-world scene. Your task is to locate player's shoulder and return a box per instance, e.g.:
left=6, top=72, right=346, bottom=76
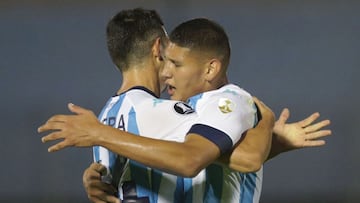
left=207, top=84, right=253, bottom=101
left=151, top=99, right=196, bottom=115
left=204, top=84, right=255, bottom=112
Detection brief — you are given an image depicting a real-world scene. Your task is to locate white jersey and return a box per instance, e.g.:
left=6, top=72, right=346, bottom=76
left=183, top=84, right=262, bottom=203
left=93, top=84, right=262, bottom=203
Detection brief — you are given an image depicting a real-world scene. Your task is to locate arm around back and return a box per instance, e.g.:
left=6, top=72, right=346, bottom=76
left=221, top=97, right=275, bottom=173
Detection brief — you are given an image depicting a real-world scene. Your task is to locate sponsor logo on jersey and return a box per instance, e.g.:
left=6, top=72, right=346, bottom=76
left=174, top=102, right=195, bottom=114
left=218, top=98, right=235, bottom=113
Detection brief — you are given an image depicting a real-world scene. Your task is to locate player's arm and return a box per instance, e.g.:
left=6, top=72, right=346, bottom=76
left=38, top=103, right=221, bottom=177
left=266, top=108, right=332, bottom=161
left=38, top=100, right=251, bottom=177
left=219, top=97, right=274, bottom=172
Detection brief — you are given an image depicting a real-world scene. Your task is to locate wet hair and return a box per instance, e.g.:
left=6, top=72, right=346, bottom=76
left=106, top=8, right=166, bottom=71
left=169, top=18, right=230, bottom=70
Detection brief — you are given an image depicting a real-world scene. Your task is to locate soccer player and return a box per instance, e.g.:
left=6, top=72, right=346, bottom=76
left=38, top=9, right=331, bottom=203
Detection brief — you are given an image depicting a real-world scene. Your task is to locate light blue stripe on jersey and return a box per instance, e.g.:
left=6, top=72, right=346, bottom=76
left=203, top=164, right=223, bottom=203
left=93, top=144, right=100, bottom=163
left=174, top=177, right=184, bottom=203
left=127, top=107, right=156, bottom=202
left=240, top=173, right=257, bottom=203
left=187, top=93, right=203, bottom=109
left=184, top=177, right=193, bottom=203
left=93, top=99, right=111, bottom=163
left=93, top=95, right=125, bottom=165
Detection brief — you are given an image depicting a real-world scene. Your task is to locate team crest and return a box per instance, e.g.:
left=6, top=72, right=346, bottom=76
left=218, top=98, right=235, bottom=113
left=174, top=102, right=195, bottom=114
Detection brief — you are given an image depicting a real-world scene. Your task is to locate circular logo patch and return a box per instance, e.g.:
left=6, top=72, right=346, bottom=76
left=218, top=98, right=235, bottom=113
left=174, top=102, right=195, bottom=114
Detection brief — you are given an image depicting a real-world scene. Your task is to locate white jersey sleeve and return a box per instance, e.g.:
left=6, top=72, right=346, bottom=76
left=187, top=84, right=258, bottom=154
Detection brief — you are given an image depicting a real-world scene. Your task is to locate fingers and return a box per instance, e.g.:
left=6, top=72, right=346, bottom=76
left=41, top=132, right=64, bottom=143
left=304, top=129, right=332, bottom=140
left=276, top=108, right=290, bottom=125
left=89, top=193, right=119, bottom=203
left=252, top=97, right=266, bottom=109
left=298, top=112, right=320, bottom=128
left=252, top=97, right=273, bottom=114
left=68, top=103, right=94, bottom=116
left=90, top=162, right=108, bottom=176
left=302, top=139, right=326, bottom=147
left=38, top=120, right=65, bottom=133
left=303, top=120, right=331, bottom=134
left=89, top=196, right=108, bottom=203
left=37, top=115, right=76, bottom=133
left=47, top=140, right=71, bottom=152
left=83, top=163, right=118, bottom=203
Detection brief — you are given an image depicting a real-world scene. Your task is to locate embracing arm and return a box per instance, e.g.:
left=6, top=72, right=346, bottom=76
left=95, top=125, right=220, bottom=177
left=219, top=97, right=275, bottom=172
left=38, top=103, right=220, bottom=177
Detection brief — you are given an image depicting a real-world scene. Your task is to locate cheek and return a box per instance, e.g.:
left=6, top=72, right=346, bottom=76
left=179, top=74, right=199, bottom=89
left=179, top=75, right=204, bottom=98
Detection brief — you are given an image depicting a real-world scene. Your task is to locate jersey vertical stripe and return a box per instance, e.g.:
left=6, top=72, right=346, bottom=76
left=93, top=95, right=125, bottom=184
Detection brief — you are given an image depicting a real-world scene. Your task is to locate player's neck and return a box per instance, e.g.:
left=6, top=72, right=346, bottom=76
left=117, top=65, right=160, bottom=97
left=205, top=75, right=229, bottom=92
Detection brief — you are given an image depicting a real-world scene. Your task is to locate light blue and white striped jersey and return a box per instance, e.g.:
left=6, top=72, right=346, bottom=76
left=93, top=84, right=263, bottom=203
left=183, top=84, right=263, bottom=203
left=93, top=86, right=198, bottom=202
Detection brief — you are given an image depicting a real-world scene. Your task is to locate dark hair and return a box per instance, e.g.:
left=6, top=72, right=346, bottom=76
left=106, top=8, right=166, bottom=71
left=169, top=18, right=230, bottom=70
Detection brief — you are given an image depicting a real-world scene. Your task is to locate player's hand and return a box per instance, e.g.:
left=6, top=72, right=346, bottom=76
left=83, top=163, right=120, bottom=203
left=273, top=108, right=332, bottom=151
left=38, top=103, right=103, bottom=152
left=253, top=97, right=275, bottom=127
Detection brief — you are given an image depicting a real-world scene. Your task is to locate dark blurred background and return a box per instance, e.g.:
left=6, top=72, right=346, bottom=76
left=1, top=0, right=358, bottom=202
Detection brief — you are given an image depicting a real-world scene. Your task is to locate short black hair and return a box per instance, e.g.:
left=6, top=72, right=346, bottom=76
left=169, top=18, right=230, bottom=70
left=106, top=8, right=166, bottom=71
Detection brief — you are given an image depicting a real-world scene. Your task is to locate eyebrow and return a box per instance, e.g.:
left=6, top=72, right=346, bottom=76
left=162, top=54, right=180, bottom=65
left=169, top=58, right=181, bottom=66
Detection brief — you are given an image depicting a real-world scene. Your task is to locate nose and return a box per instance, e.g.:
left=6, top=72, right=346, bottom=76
left=160, top=60, right=173, bottom=79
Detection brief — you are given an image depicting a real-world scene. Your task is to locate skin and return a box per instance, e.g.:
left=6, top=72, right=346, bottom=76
left=162, top=42, right=226, bottom=101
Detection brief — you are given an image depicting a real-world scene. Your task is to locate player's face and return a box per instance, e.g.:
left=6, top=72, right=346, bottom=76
left=161, top=42, right=208, bottom=101
left=158, top=38, right=169, bottom=94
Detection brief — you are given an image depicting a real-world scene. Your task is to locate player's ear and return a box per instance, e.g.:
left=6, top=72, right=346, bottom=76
left=205, top=58, right=222, bottom=81
left=152, top=37, right=162, bottom=63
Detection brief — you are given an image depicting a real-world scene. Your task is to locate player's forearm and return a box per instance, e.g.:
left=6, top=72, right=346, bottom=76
left=95, top=125, right=215, bottom=177
left=229, top=130, right=272, bottom=172
left=266, top=133, right=289, bottom=161
left=225, top=115, right=274, bottom=172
